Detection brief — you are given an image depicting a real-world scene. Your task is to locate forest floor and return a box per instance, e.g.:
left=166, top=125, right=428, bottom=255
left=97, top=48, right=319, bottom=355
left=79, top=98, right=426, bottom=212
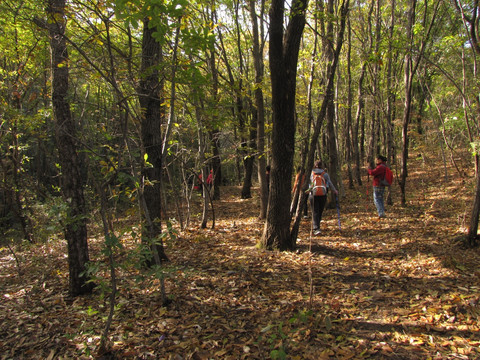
left=2, top=156, right=480, bottom=359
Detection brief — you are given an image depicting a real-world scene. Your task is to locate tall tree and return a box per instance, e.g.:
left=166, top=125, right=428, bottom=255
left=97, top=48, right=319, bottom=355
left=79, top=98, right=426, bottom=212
left=399, top=0, right=416, bottom=206
left=261, top=0, right=309, bottom=250
left=207, top=6, right=222, bottom=201
left=248, top=0, right=268, bottom=218
left=138, top=15, right=168, bottom=263
left=291, top=0, right=349, bottom=247
left=385, top=0, right=397, bottom=199
left=453, top=0, right=480, bottom=246
left=323, top=0, right=341, bottom=203
left=399, top=0, right=440, bottom=205
left=46, top=0, right=93, bottom=296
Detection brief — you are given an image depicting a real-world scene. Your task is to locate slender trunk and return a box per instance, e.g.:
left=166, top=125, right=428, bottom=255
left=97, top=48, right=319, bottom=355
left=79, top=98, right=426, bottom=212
left=385, top=0, right=396, bottom=205
left=400, top=0, right=438, bottom=205
left=353, top=63, right=366, bottom=185
left=400, top=0, right=416, bottom=206
left=47, top=0, right=93, bottom=296
left=468, top=157, right=480, bottom=245
left=325, top=0, right=340, bottom=208
left=345, top=16, right=354, bottom=189
left=291, top=0, right=350, bottom=247
left=138, top=17, right=168, bottom=262
left=249, top=0, right=268, bottom=218
left=207, top=15, right=222, bottom=201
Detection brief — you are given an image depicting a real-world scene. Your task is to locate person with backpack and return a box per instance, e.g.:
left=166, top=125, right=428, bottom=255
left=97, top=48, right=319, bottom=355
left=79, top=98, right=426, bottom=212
left=309, top=160, right=338, bottom=235
left=367, top=155, right=391, bottom=218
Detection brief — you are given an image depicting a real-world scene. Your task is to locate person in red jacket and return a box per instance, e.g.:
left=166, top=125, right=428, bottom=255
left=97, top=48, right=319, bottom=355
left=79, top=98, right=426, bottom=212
left=206, top=169, right=213, bottom=189
left=367, top=155, right=388, bottom=218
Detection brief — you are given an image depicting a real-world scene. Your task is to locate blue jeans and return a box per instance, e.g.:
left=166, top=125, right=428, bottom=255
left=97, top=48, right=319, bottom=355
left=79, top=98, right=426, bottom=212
left=373, top=186, right=386, bottom=217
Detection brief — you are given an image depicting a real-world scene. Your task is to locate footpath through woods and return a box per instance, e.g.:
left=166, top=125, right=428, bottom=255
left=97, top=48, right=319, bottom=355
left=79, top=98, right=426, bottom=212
left=2, top=156, right=480, bottom=359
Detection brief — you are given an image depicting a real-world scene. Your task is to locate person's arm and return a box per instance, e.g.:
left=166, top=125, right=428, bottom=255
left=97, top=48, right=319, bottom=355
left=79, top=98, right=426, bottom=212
left=368, top=165, right=383, bottom=176
left=324, top=173, right=338, bottom=194
left=305, top=173, right=314, bottom=193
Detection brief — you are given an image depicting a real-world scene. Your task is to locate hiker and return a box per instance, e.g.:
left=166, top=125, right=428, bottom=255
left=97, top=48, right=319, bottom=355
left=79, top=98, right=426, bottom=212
left=206, top=169, right=213, bottom=189
left=194, top=173, right=203, bottom=193
left=309, top=160, right=338, bottom=235
left=367, top=155, right=388, bottom=218
left=292, top=166, right=308, bottom=217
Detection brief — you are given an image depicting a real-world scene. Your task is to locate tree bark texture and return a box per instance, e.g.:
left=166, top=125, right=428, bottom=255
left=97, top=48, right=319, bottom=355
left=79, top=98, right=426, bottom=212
left=139, top=18, right=168, bottom=262
left=325, top=0, right=340, bottom=206
left=468, top=156, right=480, bottom=245
left=261, top=0, right=309, bottom=250
left=47, top=0, right=93, bottom=296
left=400, top=0, right=416, bottom=206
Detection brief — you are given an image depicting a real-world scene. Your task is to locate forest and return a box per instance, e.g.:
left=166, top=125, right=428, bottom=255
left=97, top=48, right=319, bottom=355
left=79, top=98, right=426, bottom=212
left=1, top=0, right=480, bottom=358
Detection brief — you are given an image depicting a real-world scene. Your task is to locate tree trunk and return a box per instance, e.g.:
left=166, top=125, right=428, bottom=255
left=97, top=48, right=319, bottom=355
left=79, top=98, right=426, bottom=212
left=138, top=17, right=168, bottom=263
left=468, top=156, right=480, bottom=246
left=385, top=0, right=396, bottom=206
left=261, top=0, right=309, bottom=250
left=290, top=0, right=349, bottom=247
left=215, top=1, right=246, bottom=193
left=207, top=18, right=222, bottom=201
left=46, top=0, right=93, bottom=296
left=399, top=0, right=438, bottom=206
left=399, top=0, right=416, bottom=206
left=353, top=63, right=366, bottom=185
left=325, top=0, right=340, bottom=206
left=241, top=107, right=257, bottom=199
left=456, top=1, right=480, bottom=246
left=345, top=16, right=354, bottom=189
left=210, top=129, right=222, bottom=200
left=249, top=0, right=268, bottom=218
left=290, top=1, right=319, bottom=239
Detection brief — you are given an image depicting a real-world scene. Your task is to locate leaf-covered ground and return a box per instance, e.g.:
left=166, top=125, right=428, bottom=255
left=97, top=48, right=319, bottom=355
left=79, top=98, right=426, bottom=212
left=2, top=157, right=480, bottom=359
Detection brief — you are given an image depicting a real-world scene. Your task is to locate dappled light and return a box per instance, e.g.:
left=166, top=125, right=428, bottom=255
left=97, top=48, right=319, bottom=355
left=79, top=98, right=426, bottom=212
left=2, top=157, right=480, bottom=359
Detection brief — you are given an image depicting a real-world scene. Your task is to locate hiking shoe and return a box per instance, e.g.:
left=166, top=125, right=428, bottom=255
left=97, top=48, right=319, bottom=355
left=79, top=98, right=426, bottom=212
left=314, top=230, right=321, bottom=236
left=379, top=214, right=386, bottom=219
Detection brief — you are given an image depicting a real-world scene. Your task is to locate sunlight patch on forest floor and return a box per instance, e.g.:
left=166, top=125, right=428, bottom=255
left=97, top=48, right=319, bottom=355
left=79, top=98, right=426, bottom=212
left=2, top=157, right=480, bottom=359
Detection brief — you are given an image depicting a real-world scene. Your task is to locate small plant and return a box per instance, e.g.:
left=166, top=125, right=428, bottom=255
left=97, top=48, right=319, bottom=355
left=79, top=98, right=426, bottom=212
left=258, top=310, right=314, bottom=359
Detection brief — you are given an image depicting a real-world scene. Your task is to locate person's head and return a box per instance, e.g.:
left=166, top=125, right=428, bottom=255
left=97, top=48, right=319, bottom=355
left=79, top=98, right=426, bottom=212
left=266, top=165, right=271, bottom=172
left=314, top=160, right=323, bottom=169
left=376, top=155, right=387, bottom=164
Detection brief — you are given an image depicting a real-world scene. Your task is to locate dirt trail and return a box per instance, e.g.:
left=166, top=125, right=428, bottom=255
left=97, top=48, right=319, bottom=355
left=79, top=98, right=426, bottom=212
left=1, top=158, right=480, bottom=359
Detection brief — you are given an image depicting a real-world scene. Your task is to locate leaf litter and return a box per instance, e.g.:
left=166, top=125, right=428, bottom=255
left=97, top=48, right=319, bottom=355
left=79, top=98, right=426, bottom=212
left=1, top=157, right=480, bottom=359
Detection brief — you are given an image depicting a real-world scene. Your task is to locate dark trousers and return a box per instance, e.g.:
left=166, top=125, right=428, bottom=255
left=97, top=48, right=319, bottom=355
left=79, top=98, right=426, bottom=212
left=310, top=194, right=327, bottom=230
